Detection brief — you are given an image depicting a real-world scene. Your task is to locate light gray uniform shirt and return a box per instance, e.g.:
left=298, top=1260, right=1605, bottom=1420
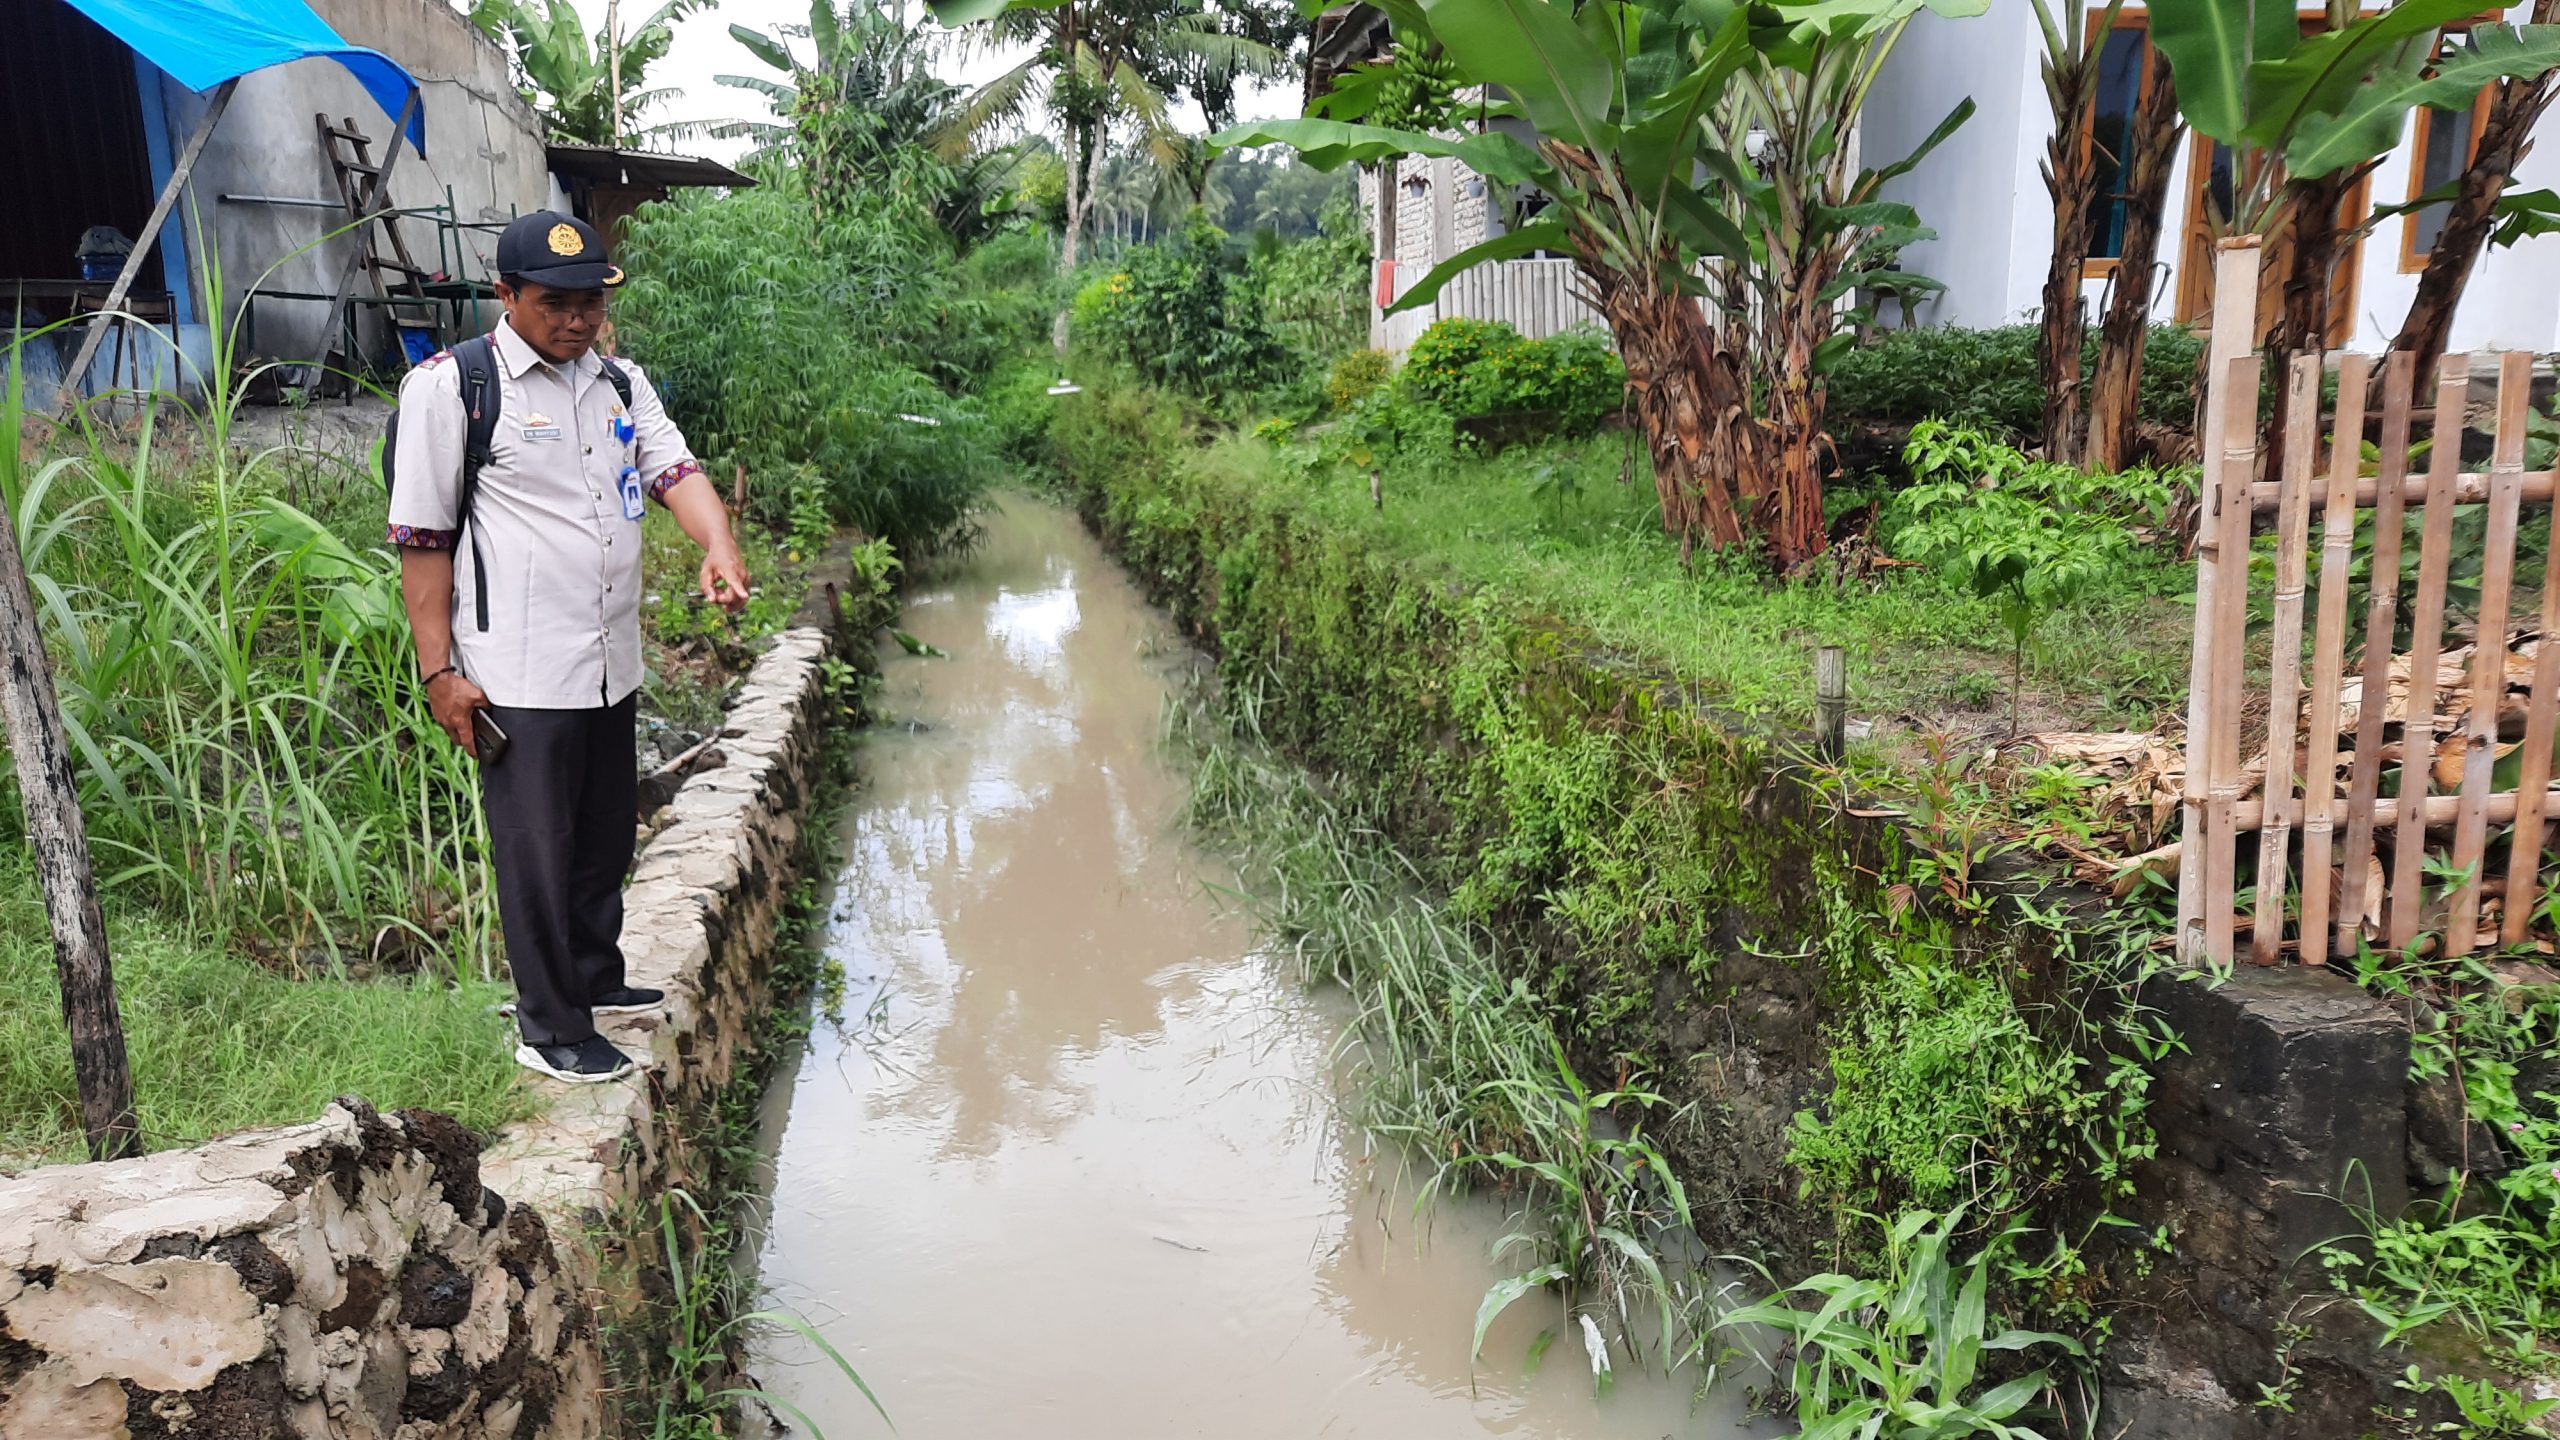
left=387, top=318, right=702, bottom=709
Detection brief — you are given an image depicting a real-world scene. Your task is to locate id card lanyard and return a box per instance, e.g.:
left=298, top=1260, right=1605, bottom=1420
left=612, top=410, right=643, bottom=520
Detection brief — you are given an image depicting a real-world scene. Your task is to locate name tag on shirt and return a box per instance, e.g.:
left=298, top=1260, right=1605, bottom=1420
left=521, top=424, right=564, bottom=441
left=619, top=469, right=646, bottom=521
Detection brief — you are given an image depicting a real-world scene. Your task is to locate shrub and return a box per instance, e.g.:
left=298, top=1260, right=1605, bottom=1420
left=1827, top=323, right=2202, bottom=437
left=1244, top=191, right=1372, bottom=367
left=1326, top=349, right=1393, bottom=411
left=1882, top=421, right=2179, bottom=727
left=1400, top=319, right=1626, bottom=435
left=1077, top=212, right=1290, bottom=400
left=617, top=171, right=1005, bottom=552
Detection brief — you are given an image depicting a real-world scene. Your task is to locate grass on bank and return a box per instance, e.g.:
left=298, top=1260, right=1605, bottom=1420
left=0, top=853, right=524, bottom=1166
left=1171, top=687, right=1724, bottom=1375
left=1196, top=415, right=2196, bottom=739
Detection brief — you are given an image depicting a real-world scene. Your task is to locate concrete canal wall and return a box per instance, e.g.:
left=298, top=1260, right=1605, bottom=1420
left=0, top=563, right=878, bottom=1440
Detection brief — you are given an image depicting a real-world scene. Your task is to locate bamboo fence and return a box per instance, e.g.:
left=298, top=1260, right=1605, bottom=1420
left=2175, top=239, right=2553, bottom=967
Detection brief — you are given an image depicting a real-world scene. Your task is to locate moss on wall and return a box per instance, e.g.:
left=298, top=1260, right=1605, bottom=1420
left=1049, top=378, right=2160, bottom=1285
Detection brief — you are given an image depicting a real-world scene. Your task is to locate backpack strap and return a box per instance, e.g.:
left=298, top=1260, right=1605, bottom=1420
left=452, top=334, right=502, bottom=634
left=598, top=355, right=634, bottom=412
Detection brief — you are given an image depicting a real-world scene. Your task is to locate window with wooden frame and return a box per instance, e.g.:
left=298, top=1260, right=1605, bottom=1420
left=2400, top=31, right=2497, bottom=271
left=2081, top=12, right=2158, bottom=279
left=2174, top=136, right=2370, bottom=347
left=2168, top=7, right=2404, bottom=346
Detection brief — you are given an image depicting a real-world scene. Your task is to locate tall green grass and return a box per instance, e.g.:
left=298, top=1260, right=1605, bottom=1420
left=4, top=303, right=492, bottom=969
left=1172, top=684, right=1724, bottom=1376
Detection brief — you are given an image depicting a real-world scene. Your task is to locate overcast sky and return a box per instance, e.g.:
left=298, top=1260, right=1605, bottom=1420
left=555, top=0, right=1297, bottom=164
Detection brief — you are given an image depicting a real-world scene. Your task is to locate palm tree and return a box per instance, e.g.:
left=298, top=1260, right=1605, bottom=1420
left=936, top=0, right=1289, bottom=269
left=721, top=1, right=1024, bottom=246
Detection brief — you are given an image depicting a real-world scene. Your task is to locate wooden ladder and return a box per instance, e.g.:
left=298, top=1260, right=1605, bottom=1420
left=316, top=113, right=439, bottom=362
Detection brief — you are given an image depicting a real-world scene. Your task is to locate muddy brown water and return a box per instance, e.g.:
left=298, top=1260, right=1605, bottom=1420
left=747, top=498, right=1762, bottom=1438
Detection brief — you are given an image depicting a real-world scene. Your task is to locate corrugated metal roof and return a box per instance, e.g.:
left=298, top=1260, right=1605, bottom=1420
left=545, top=143, right=756, bottom=191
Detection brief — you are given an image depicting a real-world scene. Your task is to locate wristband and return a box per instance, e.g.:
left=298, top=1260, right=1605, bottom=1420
left=423, top=665, right=461, bottom=690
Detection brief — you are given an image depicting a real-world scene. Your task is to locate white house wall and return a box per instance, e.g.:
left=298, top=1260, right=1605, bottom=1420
left=157, top=0, right=563, bottom=370
left=1864, top=0, right=2047, bottom=328
left=1877, top=0, right=2560, bottom=353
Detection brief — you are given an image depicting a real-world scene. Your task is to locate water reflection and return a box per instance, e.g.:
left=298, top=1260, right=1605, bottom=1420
left=749, top=498, right=1758, bottom=1439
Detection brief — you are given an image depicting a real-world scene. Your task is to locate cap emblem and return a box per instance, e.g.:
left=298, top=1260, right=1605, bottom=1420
left=547, top=223, right=582, bottom=256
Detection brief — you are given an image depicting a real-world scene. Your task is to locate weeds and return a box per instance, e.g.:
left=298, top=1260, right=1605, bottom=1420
left=1173, top=684, right=1717, bottom=1374
left=640, top=1190, right=885, bottom=1440
left=2320, top=944, right=2560, bottom=1358
left=1719, top=1208, right=2085, bottom=1440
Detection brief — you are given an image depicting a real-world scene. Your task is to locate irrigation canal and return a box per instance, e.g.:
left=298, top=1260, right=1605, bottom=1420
left=743, top=498, right=1760, bottom=1437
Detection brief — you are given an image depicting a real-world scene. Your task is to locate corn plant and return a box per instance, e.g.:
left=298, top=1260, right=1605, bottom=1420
left=1719, top=1209, right=2084, bottom=1440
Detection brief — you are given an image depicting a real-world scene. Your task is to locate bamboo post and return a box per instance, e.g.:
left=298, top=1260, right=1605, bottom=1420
left=57, top=79, right=236, bottom=412
left=2446, top=352, right=2530, bottom=952
left=2297, top=354, right=2371, bottom=964
left=2389, top=357, right=2472, bottom=950
left=1815, top=646, right=1847, bottom=762
left=2338, top=353, right=2417, bottom=954
left=2505, top=382, right=2560, bottom=944
left=2177, top=237, right=2269, bottom=965
left=2200, top=351, right=2265, bottom=967
left=0, top=464, right=137, bottom=1158
left=2253, top=354, right=2325, bottom=964
left=2248, top=468, right=2560, bottom=513
left=2241, top=786, right=2560, bottom=833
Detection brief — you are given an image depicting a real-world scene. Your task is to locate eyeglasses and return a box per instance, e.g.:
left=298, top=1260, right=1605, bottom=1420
left=532, top=292, right=611, bottom=321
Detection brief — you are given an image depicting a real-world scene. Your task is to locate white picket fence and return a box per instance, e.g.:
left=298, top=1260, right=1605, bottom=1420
left=1376, top=256, right=1602, bottom=354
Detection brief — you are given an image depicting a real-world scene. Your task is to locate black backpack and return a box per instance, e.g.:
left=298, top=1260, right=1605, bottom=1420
left=382, top=333, right=633, bottom=631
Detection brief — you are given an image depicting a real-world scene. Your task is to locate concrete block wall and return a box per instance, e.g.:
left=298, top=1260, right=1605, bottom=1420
left=0, top=600, right=855, bottom=1439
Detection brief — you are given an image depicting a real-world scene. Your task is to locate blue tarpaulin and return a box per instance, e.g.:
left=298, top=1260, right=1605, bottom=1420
left=62, top=0, right=427, bottom=152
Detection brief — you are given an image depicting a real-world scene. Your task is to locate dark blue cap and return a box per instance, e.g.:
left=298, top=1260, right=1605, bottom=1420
left=497, top=210, right=623, bottom=289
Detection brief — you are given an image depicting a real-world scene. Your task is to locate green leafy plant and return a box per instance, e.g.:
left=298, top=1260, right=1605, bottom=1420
left=1246, top=192, right=1374, bottom=368
left=1886, top=421, right=2171, bottom=732
left=1076, top=213, right=1292, bottom=401
left=616, top=170, right=1017, bottom=553
left=2388, top=1366, right=2560, bottom=1439
left=1825, top=324, right=2203, bottom=441
left=1720, top=1209, right=2085, bottom=1440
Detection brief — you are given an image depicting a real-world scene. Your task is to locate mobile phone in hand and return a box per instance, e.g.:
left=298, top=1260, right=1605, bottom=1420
left=471, top=708, right=510, bottom=766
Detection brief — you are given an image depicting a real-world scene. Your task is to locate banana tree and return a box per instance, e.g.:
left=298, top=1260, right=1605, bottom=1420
left=2146, top=0, right=2560, bottom=360
left=2085, top=50, right=2183, bottom=473
left=2029, top=0, right=2128, bottom=464
left=468, top=0, right=712, bottom=146
left=2390, top=0, right=2560, bottom=375
left=1217, top=0, right=1979, bottom=570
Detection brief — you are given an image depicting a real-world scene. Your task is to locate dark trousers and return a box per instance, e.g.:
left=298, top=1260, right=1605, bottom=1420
left=482, top=696, right=636, bottom=1047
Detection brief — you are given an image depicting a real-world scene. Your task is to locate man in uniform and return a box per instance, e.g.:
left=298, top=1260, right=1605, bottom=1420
left=390, top=211, right=750, bottom=1083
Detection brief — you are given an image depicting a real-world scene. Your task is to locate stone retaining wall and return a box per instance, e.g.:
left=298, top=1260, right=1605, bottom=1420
left=0, top=582, right=863, bottom=1439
